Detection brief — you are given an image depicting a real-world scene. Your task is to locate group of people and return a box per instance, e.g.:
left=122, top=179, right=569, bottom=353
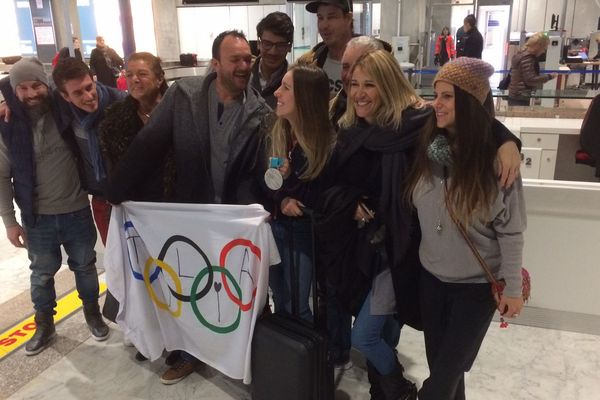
left=1, top=0, right=528, bottom=398
left=433, top=14, right=484, bottom=67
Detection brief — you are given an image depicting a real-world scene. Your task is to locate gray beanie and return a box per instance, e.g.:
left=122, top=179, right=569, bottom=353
left=9, top=57, right=49, bottom=90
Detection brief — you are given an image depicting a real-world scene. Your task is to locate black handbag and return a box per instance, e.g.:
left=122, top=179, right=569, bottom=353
left=498, top=73, right=511, bottom=90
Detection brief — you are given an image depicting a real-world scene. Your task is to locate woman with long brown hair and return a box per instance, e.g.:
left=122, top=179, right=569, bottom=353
left=266, top=64, right=336, bottom=321
left=408, top=57, right=526, bottom=400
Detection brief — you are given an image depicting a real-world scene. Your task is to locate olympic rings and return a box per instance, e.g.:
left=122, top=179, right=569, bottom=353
left=157, top=235, right=214, bottom=302
left=124, top=221, right=161, bottom=282
left=144, top=257, right=182, bottom=317
left=190, top=265, right=241, bottom=334
left=219, top=239, right=261, bottom=311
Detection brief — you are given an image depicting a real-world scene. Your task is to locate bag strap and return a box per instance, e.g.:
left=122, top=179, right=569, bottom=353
left=442, top=169, right=500, bottom=287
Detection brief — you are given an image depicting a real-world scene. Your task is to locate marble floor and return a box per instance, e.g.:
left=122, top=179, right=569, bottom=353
left=1, top=234, right=600, bottom=400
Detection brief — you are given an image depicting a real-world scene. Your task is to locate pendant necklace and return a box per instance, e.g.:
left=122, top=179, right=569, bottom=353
left=435, top=178, right=444, bottom=233
left=436, top=168, right=449, bottom=234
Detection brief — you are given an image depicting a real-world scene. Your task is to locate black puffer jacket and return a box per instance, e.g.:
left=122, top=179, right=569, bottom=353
left=509, top=50, right=552, bottom=100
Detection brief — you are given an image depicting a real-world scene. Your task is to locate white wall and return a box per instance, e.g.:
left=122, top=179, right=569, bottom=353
left=0, top=1, right=23, bottom=57
left=511, top=0, right=600, bottom=37
left=177, top=5, right=286, bottom=60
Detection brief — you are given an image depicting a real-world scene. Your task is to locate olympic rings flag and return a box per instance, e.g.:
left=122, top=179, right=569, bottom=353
left=104, top=202, right=280, bottom=384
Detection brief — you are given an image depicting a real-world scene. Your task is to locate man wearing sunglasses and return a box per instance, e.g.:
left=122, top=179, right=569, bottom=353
left=251, top=12, right=294, bottom=108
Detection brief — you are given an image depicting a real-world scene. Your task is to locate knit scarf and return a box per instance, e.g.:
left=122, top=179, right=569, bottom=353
left=427, top=134, right=453, bottom=168
left=70, top=83, right=110, bottom=182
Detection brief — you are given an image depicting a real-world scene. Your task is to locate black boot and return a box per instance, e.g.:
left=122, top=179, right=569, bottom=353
left=25, top=311, right=56, bottom=356
left=379, top=363, right=417, bottom=400
left=366, top=361, right=386, bottom=400
left=83, top=302, right=110, bottom=341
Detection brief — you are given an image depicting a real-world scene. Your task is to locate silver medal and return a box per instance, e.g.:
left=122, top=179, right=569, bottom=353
left=264, top=168, right=283, bottom=190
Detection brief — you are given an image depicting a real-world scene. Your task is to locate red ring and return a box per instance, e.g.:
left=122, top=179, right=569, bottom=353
left=219, top=239, right=261, bottom=311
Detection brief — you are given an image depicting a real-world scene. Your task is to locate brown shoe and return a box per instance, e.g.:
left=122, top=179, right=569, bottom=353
left=160, top=360, right=197, bottom=385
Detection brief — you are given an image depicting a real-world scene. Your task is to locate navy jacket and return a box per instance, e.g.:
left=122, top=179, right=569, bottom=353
left=0, top=77, right=83, bottom=227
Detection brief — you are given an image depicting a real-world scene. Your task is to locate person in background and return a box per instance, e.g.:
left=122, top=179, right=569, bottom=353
left=434, top=27, right=455, bottom=66
left=0, top=58, right=109, bottom=356
left=54, top=36, right=84, bottom=67
left=251, top=12, right=294, bottom=109
left=579, top=92, right=600, bottom=172
left=593, top=36, right=600, bottom=60
left=105, top=30, right=270, bottom=386
left=407, top=57, right=526, bottom=400
left=456, top=15, right=483, bottom=59
left=299, top=0, right=354, bottom=97
left=90, top=36, right=124, bottom=88
left=508, top=32, right=556, bottom=106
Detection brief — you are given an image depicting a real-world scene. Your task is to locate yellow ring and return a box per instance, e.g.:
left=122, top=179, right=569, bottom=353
left=144, top=257, right=182, bottom=317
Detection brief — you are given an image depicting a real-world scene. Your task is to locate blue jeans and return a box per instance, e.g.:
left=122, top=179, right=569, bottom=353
left=24, top=207, right=99, bottom=313
left=351, top=293, right=400, bottom=375
left=269, top=218, right=313, bottom=321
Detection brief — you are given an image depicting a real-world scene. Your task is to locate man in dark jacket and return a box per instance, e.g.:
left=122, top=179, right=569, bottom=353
left=89, top=36, right=124, bottom=87
left=456, top=14, right=483, bottom=59
left=0, top=58, right=109, bottom=356
left=298, top=0, right=354, bottom=97
left=250, top=12, right=293, bottom=108
left=106, top=30, right=271, bottom=385
left=52, top=58, right=126, bottom=244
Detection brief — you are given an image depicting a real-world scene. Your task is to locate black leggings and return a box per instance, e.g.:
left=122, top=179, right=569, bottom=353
left=418, top=269, right=496, bottom=400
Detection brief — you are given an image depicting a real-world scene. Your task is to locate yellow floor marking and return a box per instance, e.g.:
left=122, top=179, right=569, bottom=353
left=0, top=282, right=107, bottom=359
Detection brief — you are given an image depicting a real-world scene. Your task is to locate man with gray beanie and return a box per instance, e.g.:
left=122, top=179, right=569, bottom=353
left=0, top=57, right=109, bottom=356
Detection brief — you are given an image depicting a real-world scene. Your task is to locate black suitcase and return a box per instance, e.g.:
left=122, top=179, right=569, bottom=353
left=251, top=211, right=334, bottom=400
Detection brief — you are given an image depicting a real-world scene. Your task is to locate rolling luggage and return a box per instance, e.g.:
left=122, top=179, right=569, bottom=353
left=251, top=211, right=334, bottom=400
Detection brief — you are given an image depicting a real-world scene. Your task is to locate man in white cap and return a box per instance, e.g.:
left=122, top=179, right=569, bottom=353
left=0, top=58, right=109, bottom=356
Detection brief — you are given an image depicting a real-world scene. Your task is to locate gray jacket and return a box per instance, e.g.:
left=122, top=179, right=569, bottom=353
left=106, top=73, right=271, bottom=205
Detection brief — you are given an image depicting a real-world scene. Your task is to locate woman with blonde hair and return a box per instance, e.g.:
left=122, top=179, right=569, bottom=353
left=266, top=63, right=336, bottom=321
left=320, top=50, right=522, bottom=399
left=508, top=32, right=556, bottom=106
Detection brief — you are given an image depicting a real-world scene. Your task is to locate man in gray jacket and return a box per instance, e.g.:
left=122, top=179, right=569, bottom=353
left=106, top=30, right=271, bottom=385
left=0, top=58, right=109, bottom=356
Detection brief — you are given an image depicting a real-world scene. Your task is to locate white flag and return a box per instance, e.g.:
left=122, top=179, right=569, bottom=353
left=105, top=202, right=280, bottom=383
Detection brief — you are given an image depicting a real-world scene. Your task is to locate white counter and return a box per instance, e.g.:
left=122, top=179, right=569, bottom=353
left=522, top=179, right=600, bottom=318
left=501, top=117, right=583, bottom=135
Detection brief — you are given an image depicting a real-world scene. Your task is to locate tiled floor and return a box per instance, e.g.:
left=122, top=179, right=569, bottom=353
left=2, top=234, right=600, bottom=400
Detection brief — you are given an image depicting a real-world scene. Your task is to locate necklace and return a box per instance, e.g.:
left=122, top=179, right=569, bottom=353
left=436, top=168, right=450, bottom=234
left=137, top=109, right=151, bottom=120
left=435, top=177, right=444, bottom=233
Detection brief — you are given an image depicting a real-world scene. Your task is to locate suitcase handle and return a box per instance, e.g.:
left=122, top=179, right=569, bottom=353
left=287, top=207, right=320, bottom=329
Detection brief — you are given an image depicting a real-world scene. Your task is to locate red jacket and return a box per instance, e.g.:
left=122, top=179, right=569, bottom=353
left=434, top=35, right=456, bottom=58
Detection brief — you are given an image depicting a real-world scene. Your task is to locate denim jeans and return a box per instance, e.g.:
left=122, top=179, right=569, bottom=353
left=269, top=218, right=313, bottom=321
left=24, top=207, right=99, bottom=313
left=351, top=292, right=400, bottom=375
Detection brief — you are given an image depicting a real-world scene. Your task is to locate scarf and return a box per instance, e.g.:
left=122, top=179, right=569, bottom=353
left=427, top=134, right=453, bottom=168
left=70, top=82, right=110, bottom=182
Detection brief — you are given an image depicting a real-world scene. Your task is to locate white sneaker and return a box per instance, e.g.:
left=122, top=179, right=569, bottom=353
left=334, top=360, right=353, bottom=371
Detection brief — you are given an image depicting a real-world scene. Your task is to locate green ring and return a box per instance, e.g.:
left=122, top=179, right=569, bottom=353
left=190, top=265, right=241, bottom=334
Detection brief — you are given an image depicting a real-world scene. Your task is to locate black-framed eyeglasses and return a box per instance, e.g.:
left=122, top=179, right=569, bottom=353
left=259, top=39, right=290, bottom=52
